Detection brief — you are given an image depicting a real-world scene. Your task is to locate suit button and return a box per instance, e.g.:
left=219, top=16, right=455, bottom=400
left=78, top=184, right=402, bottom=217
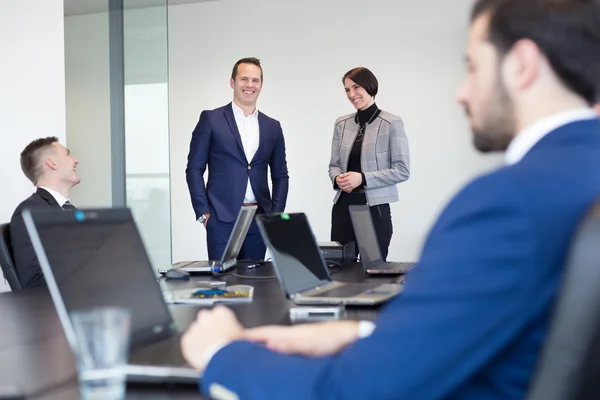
left=248, top=165, right=251, bottom=170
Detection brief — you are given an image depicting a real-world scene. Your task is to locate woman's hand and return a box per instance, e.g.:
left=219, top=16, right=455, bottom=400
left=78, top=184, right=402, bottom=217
left=337, top=172, right=363, bottom=192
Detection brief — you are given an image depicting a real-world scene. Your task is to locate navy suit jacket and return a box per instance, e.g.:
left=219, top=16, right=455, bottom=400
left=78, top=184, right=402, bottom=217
left=201, top=119, right=600, bottom=399
left=10, top=188, right=63, bottom=288
left=186, top=103, right=289, bottom=222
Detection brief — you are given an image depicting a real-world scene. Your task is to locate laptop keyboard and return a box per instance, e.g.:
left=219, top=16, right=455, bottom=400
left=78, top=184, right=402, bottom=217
left=385, top=262, right=414, bottom=273
left=181, top=260, right=213, bottom=268
left=312, top=284, right=368, bottom=298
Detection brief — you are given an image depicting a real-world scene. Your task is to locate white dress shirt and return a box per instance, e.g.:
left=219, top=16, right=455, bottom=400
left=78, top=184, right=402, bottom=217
left=505, top=108, right=597, bottom=165
left=37, top=186, right=70, bottom=209
left=232, top=102, right=260, bottom=203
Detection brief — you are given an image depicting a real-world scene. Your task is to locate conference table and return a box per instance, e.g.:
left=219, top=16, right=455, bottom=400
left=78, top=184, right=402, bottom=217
left=0, top=262, right=394, bottom=399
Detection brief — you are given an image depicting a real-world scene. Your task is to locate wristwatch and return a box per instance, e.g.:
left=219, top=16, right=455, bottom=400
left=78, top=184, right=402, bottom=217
left=198, top=214, right=208, bottom=224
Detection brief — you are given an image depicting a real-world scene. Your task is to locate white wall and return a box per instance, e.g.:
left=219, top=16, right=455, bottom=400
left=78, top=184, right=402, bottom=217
left=168, top=0, right=503, bottom=263
left=0, top=0, right=66, bottom=292
left=64, top=11, right=113, bottom=208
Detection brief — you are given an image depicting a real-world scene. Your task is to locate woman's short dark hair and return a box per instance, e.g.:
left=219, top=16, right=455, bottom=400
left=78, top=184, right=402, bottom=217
left=472, top=0, right=600, bottom=105
left=343, top=67, right=379, bottom=97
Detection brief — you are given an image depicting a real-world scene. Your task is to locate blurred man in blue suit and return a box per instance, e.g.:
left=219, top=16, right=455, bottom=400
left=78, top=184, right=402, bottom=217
left=181, top=1, right=600, bottom=399
left=186, top=57, right=289, bottom=261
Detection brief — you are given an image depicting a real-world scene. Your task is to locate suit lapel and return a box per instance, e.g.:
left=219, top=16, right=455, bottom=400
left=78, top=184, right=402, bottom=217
left=251, top=113, right=266, bottom=164
left=223, top=103, right=246, bottom=158
left=36, top=188, right=61, bottom=208
left=341, top=119, right=359, bottom=169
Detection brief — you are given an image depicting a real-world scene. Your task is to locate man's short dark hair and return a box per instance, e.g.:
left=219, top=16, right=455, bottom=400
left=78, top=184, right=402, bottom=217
left=231, top=57, right=263, bottom=82
left=20, top=137, right=58, bottom=184
left=472, top=0, right=600, bottom=105
left=343, top=67, right=379, bottom=97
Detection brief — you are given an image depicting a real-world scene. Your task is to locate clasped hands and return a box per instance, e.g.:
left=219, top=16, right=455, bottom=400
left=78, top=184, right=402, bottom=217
left=181, top=305, right=360, bottom=372
left=336, top=172, right=363, bottom=193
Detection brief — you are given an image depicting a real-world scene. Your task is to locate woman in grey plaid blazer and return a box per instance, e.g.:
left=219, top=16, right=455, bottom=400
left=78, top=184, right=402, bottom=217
left=328, top=67, right=410, bottom=260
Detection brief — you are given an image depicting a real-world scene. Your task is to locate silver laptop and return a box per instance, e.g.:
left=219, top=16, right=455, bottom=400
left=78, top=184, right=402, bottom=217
left=256, top=212, right=402, bottom=305
left=22, top=208, right=198, bottom=384
left=349, top=205, right=416, bottom=275
left=174, top=205, right=258, bottom=273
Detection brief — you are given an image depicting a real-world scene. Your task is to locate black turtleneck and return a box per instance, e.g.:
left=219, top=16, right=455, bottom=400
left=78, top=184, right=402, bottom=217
left=355, top=102, right=381, bottom=127
left=345, top=102, right=380, bottom=191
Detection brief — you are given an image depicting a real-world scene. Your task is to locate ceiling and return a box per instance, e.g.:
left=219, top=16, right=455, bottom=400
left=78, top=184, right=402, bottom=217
left=64, top=0, right=217, bottom=16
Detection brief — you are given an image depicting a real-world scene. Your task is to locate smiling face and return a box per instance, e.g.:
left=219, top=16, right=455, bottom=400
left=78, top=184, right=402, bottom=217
left=344, top=77, right=375, bottom=111
left=51, top=142, right=80, bottom=187
left=230, top=63, right=263, bottom=109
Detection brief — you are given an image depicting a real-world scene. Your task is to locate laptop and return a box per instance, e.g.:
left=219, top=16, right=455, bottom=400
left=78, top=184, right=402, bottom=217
left=171, top=205, right=258, bottom=274
left=349, top=205, right=416, bottom=275
left=22, top=208, right=198, bottom=384
left=256, top=212, right=401, bottom=305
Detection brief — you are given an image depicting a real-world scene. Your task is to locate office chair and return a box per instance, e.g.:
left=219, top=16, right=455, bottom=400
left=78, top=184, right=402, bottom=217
left=526, top=197, right=600, bottom=400
left=0, top=223, right=22, bottom=291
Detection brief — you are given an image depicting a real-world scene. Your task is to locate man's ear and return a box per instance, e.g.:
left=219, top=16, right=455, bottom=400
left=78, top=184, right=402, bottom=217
left=503, top=39, right=541, bottom=92
left=43, top=156, right=58, bottom=171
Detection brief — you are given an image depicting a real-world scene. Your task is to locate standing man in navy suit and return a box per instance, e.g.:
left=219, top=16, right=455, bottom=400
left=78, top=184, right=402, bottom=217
left=186, top=57, right=289, bottom=261
left=181, top=1, right=600, bottom=399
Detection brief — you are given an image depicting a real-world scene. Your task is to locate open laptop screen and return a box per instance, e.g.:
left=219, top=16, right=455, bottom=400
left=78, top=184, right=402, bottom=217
left=256, top=213, right=330, bottom=294
left=220, top=205, right=257, bottom=263
left=23, top=208, right=175, bottom=347
left=349, top=205, right=383, bottom=266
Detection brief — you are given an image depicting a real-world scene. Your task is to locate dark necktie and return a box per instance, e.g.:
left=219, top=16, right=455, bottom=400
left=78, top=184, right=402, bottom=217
left=62, top=200, right=76, bottom=211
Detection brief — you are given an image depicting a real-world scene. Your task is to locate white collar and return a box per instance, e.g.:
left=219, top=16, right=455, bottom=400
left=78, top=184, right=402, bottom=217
left=37, top=186, right=69, bottom=207
left=505, top=108, right=597, bottom=165
left=231, top=101, right=258, bottom=118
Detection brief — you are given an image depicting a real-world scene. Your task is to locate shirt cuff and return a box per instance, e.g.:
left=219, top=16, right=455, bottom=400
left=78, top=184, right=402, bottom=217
left=357, top=320, right=376, bottom=339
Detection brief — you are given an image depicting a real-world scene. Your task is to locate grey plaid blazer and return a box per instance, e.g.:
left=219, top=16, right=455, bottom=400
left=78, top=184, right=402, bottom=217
left=328, top=110, right=410, bottom=206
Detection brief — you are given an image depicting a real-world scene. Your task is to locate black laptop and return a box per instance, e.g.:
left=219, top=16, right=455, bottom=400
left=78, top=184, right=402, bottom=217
left=256, top=212, right=401, bottom=305
left=349, top=205, right=416, bottom=275
left=22, top=208, right=198, bottom=384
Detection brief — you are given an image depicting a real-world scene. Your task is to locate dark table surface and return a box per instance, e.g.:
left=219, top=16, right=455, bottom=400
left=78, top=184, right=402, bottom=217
left=0, top=262, right=391, bottom=399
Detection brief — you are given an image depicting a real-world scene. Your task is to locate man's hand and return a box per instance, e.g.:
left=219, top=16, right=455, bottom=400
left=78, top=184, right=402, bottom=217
left=181, top=306, right=243, bottom=371
left=203, top=213, right=210, bottom=228
left=336, top=172, right=363, bottom=193
left=243, top=320, right=360, bottom=357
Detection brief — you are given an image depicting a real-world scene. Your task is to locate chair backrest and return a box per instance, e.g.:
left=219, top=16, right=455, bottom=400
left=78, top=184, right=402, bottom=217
left=0, top=223, right=22, bottom=291
left=526, top=198, right=600, bottom=400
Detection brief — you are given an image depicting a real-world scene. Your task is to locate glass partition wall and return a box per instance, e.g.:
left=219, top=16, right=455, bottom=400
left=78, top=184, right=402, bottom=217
left=123, top=0, right=171, bottom=270
left=64, top=0, right=172, bottom=271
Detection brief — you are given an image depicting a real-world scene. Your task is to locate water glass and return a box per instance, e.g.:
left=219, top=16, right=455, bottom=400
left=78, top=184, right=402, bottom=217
left=70, top=307, right=131, bottom=400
